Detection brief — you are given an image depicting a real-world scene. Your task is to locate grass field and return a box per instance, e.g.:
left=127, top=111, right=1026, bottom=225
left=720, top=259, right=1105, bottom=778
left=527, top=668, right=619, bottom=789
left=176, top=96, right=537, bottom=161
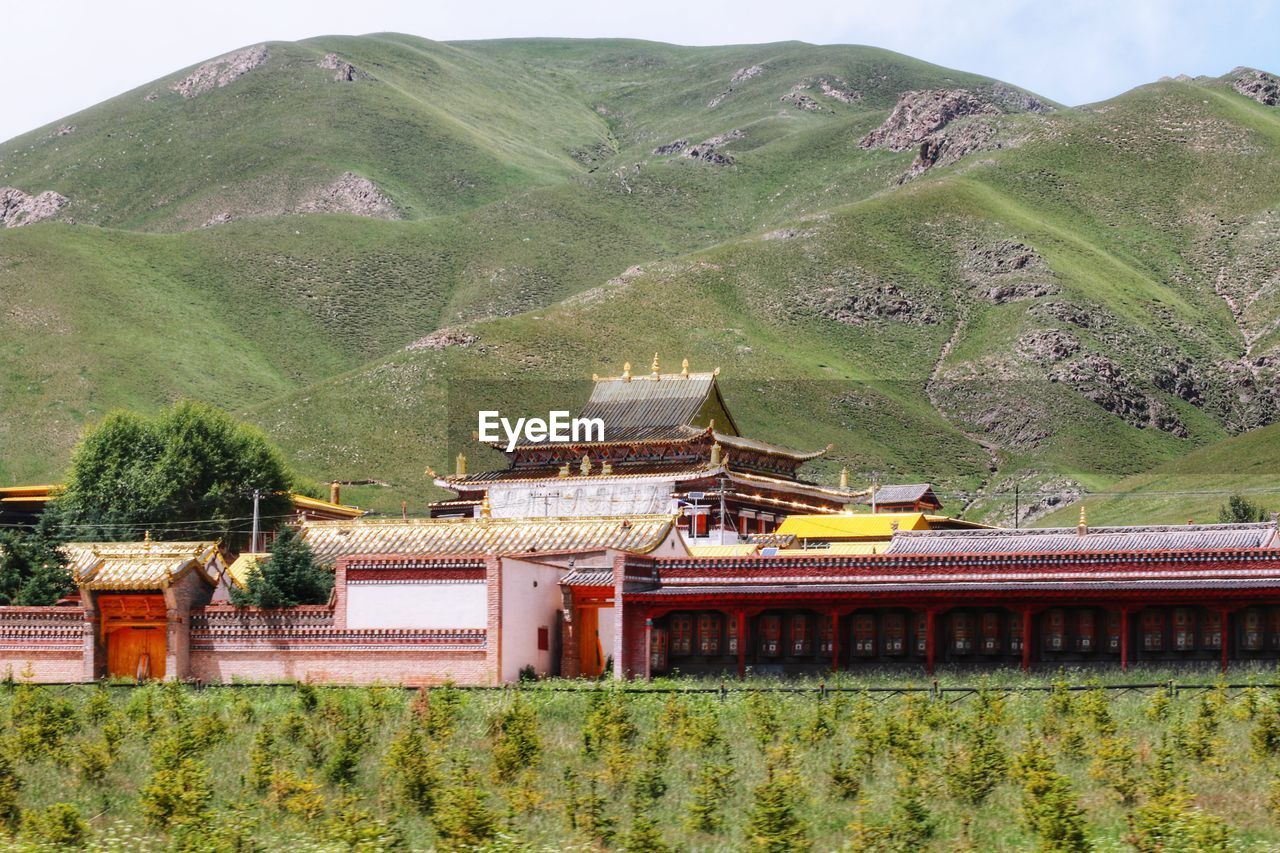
left=2, top=668, right=1280, bottom=849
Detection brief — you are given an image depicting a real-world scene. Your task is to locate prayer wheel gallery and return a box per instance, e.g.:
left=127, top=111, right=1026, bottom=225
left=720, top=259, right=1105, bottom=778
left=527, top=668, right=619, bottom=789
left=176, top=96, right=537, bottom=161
left=2, top=357, right=1278, bottom=685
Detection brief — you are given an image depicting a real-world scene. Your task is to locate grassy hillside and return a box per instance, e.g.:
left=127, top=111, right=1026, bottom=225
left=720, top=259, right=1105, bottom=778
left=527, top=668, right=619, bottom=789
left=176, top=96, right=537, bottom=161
left=1036, top=423, right=1280, bottom=526
left=2, top=36, right=1278, bottom=519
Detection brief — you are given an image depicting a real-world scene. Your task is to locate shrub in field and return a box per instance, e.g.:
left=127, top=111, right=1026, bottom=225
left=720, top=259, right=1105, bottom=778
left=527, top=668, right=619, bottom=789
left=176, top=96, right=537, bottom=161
left=75, top=738, right=113, bottom=787
left=84, top=682, right=113, bottom=725
left=685, top=758, right=734, bottom=833
left=622, top=810, right=671, bottom=853
left=745, top=691, right=782, bottom=748
left=1145, top=686, right=1172, bottom=722
left=490, top=694, right=541, bottom=783
left=324, top=721, right=366, bottom=786
left=672, top=699, right=723, bottom=752
left=1012, top=737, right=1090, bottom=851
left=10, top=682, right=79, bottom=759
left=1076, top=683, right=1117, bottom=737
left=20, top=802, right=88, bottom=848
left=248, top=725, right=276, bottom=794
left=745, top=745, right=810, bottom=853
left=1128, top=739, right=1232, bottom=852
left=1252, top=703, right=1280, bottom=758
left=1182, top=690, right=1225, bottom=764
left=385, top=714, right=443, bottom=814
left=267, top=768, right=325, bottom=820
left=322, top=796, right=406, bottom=850
left=410, top=685, right=464, bottom=742
left=125, top=683, right=159, bottom=735
left=943, top=690, right=1008, bottom=806
left=140, top=755, right=213, bottom=829
left=829, top=754, right=862, bottom=800
left=433, top=765, right=499, bottom=851
left=296, top=681, right=319, bottom=713
left=0, top=750, right=22, bottom=836
left=1089, top=736, right=1139, bottom=807
left=582, top=690, right=638, bottom=785
left=574, top=774, right=616, bottom=846
left=888, top=762, right=936, bottom=851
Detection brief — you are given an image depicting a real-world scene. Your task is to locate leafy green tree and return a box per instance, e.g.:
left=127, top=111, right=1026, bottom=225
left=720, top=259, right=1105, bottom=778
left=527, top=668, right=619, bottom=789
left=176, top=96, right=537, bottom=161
left=20, top=803, right=89, bottom=848
left=55, top=401, right=296, bottom=542
left=1219, top=494, right=1268, bottom=523
left=1012, top=737, right=1090, bottom=852
left=230, top=524, right=331, bottom=608
left=0, top=515, right=75, bottom=606
left=745, top=747, right=810, bottom=852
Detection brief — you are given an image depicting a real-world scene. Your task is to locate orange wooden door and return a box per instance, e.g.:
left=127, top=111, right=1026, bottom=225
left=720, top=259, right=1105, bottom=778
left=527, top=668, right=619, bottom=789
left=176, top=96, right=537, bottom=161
left=578, top=607, right=603, bottom=678
left=107, top=627, right=166, bottom=680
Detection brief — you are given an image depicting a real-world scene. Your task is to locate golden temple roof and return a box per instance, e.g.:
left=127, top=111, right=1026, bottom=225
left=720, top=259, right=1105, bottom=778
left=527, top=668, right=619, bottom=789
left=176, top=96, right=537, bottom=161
left=302, top=514, right=679, bottom=565
left=226, top=552, right=269, bottom=588
left=64, top=541, right=226, bottom=591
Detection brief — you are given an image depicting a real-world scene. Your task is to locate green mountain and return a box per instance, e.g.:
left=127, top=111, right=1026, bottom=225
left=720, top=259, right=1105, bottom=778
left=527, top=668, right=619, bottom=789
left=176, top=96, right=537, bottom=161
left=2, top=36, right=1278, bottom=520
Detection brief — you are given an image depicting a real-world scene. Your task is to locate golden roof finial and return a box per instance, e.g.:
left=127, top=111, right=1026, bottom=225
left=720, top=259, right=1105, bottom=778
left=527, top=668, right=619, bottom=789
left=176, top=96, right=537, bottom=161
left=710, top=443, right=722, bottom=466
left=839, top=467, right=849, bottom=490
left=651, top=352, right=660, bottom=378
left=143, top=530, right=151, bottom=544
left=480, top=494, right=492, bottom=518
left=558, top=462, right=570, bottom=478
left=455, top=453, right=467, bottom=477
left=681, top=358, right=689, bottom=377
left=580, top=454, right=592, bottom=476
left=622, top=361, right=631, bottom=382
left=592, top=373, right=599, bottom=382
left=1077, top=505, right=1088, bottom=536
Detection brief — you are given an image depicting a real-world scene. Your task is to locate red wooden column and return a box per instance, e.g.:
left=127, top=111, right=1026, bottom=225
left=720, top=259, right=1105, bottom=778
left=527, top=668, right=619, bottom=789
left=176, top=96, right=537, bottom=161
left=1120, top=608, right=1130, bottom=672
left=1221, top=608, right=1230, bottom=673
left=830, top=611, right=841, bottom=673
left=642, top=616, right=653, bottom=682
left=1021, top=609, right=1033, bottom=672
left=736, top=610, right=747, bottom=679
left=925, top=610, right=937, bottom=675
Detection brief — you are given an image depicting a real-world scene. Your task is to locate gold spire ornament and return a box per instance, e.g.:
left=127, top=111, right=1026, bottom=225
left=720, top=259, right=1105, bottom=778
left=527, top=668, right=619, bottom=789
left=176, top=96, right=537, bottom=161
left=839, top=467, right=849, bottom=490
left=455, top=453, right=467, bottom=477
left=1077, top=505, right=1088, bottom=536
left=480, top=495, right=492, bottom=518
left=622, top=362, right=631, bottom=382
left=580, top=455, right=592, bottom=476
left=681, top=358, right=689, bottom=377
left=710, top=443, right=722, bottom=466
left=651, top=353, right=660, bottom=378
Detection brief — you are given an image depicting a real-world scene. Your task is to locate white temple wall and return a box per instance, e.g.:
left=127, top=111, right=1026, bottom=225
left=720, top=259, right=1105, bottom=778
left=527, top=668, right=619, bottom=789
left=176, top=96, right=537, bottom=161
left=345, top=582, right=487, bottom=629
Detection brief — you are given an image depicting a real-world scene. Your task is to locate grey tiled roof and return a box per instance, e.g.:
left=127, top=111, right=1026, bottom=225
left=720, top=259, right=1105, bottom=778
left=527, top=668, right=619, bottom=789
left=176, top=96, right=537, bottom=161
left=560, top=569, right=615, bottom=587
left=854, top=483, right=938, bottom=506
left=886, top=523, right=1278, bottom=555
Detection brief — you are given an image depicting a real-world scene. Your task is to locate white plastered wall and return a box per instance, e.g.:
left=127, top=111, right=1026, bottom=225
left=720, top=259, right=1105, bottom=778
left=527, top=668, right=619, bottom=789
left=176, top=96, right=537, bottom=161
left=499, top=557, right=567, bottom=681
left=346, top=582, right=487, bottom=629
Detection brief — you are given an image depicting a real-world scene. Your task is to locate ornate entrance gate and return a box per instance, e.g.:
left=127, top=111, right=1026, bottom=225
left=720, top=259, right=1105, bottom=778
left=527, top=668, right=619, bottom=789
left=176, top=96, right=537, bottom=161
left=98, top=594, right=167, bottom=680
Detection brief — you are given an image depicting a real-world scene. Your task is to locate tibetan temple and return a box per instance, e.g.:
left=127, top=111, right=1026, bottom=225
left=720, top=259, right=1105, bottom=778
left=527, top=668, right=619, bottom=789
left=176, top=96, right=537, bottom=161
left=3, top=358, right=1280, bottom=685
left=429, top=357, right=940, bottom=535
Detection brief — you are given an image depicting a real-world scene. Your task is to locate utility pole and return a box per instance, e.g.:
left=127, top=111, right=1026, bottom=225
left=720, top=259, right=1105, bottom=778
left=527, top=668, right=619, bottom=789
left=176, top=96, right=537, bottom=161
left=1014, top=485, right=1020, bottom=530
left=251, top=488, right=261, bottom=552
left=717, top=476, right=729, bottom=545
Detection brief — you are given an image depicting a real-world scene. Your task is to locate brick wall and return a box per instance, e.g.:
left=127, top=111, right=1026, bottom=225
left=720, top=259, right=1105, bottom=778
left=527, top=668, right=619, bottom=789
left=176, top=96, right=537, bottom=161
left=0, top=607, right=88, bottom=683
left=188, top=605, right=494, bottom=686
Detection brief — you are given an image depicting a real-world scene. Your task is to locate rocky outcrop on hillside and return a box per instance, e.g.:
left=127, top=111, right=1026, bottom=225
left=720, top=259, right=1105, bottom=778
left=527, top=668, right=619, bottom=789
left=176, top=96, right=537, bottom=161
left=1017, top=329, right=1081, bottom=365
left=961, top=240, right=1059, bottom=302
left=818, top=78, right=861, bottom=104
left=319, top=53, right=367, bottom=82
left=730, top=65, right=765, bottom=84
left=171, top=45, right=270, bottom=98
left=1231, top=68, right=1280, bottom=106
left=902, top=119, right=1000, bottom=180
left=1050, top=353, right=1187, bottom=436
left=781, top=89, right=822, bottom=111
left=0, top=188, right=68, bottom=227
left=406, top=328, right=478, bottom=351
left=796, top=272, right=938, bottom=326
left=986, top=82, right=1052, bottom=114
left=860, top=90, right=1000, bottom=151
left=651, top=130, right=743, bottom=165
left=299, top=172, right=399, bottom=218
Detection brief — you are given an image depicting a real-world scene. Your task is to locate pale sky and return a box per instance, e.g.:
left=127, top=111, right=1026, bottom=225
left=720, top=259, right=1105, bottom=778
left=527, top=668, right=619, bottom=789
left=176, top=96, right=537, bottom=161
left=4, top=0, right=1278, bottom=143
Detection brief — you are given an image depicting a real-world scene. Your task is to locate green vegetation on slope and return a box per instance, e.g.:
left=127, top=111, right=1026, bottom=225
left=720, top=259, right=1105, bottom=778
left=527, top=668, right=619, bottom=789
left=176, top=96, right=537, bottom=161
left=2, top=37, right=1279, bottom=520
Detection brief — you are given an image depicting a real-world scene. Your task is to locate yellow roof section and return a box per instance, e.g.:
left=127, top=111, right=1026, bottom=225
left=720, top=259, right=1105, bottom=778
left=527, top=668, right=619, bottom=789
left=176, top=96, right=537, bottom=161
left=291, top=493, right=366, bottom=519
left=688, top=543, right=762, bottom=558
left=65, top=541, right=224, bottom=591
left=225, top=552, right=268, bottom=588
left=792, top=541, right=886, bottom=555
left=302, top=514, right=679, bottom=564
left=776, top=512, right=932, bottom=540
